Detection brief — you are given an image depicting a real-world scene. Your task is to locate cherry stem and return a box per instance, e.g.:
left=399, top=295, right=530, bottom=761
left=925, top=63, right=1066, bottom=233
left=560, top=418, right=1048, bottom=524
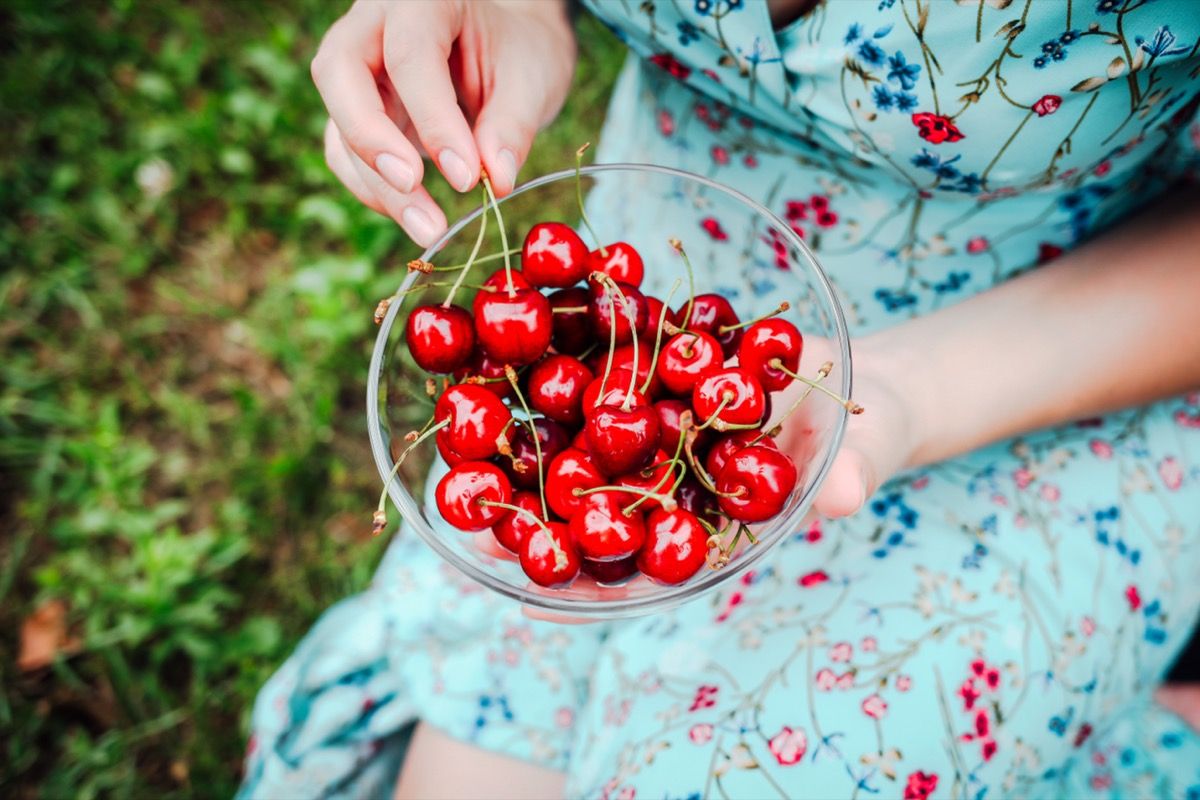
left=622, top=421, right=689, bottom=515
left=591, top=272, right=623, bottom=408
left=768, top=359, right=863, bottom=414
left=695, top=391, right=735, bottom=431
left=373, top=418, right=450, bottom=534
left=574, top=143, right=607, bottom=257
left=441, top=184, right=489, bottom=309
left=669, top=238, right=697, bottom=334
left=480, top=172, right=514, bottom=296
left=681, top=415, right=720, bottom=494
left=718, top=301, right=790, bottom=334
left=639, top=278, right=682, bottom=395
left=504, top=365, right=549, bottom=520
left=479, top=500, right=567, bottom=570
left=574, top=484, right=677, bottom=514
left=751, top=361, right=832, bottom=445
left=421, top=248, right=520, bottom=273
left=552, top=305, right=589, bottom=314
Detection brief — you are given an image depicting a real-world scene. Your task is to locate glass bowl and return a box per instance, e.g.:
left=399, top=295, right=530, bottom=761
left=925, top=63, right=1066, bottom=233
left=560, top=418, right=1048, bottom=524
left=368, top=163, right=851, bottom=619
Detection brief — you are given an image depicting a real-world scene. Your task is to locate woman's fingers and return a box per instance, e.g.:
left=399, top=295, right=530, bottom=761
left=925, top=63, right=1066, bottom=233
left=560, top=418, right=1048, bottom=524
left=324, top=119, right=386, bottom=214
left=382, top=3, right=481, bottom=194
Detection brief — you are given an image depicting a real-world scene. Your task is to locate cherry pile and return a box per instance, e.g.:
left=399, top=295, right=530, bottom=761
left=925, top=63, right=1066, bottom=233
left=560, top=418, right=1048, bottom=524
left=373, top=151, right=860, bottom=592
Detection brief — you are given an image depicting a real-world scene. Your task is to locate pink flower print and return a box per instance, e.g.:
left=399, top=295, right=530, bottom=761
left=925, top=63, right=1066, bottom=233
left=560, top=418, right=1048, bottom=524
left=966, top=236, right=989, bottom=254
left=617, top=787, right=636, bottom=800
left=503, top=648, right=519, bottom=665
left=959, top=678, right=981, bottom=711
left=743, top=154, right=759, bottom=168
left=815, top=668, right=837, bottom=692
left=657, top=110, right=675, bottom=137
left=1081, top=616, right=1096, bottom=637
left=836, top=671, right=855, bottom=690
left=701, top=217, right=728, bottom=241
left=862, top=693, right=889, bottom=719
left=983, top=668, right=1001, bottom=692
left=605, top=695, right=632, bottom=726
left=912, top=475, right=930, bottom=490
left=768, top=725, right=808, bottom=766
left=711, top=145, right=730, bottom=166
left=1125, top=584, right=1142, bottom=612
left=970, top=659, right=987, bottom=677
left=1090, top=772, right=1114, bottom=791
left=1075, top=722, right=1094, bottom=748
left=1033, top=94, right=1062, bottom=117
left=861, top=636, right=878, bottom=653
left=1158, top=457, right=1184, bottom=490
left=1090, top=438, right=1114, bottom=458
left=1014, top=512, right=1029, bottom=529
left=785, top=200, right=808, bottom=222
left=829, top=642, right=853, bottom=662
left=714, top=590, right=743, bottom=623
left=690, top=684, right=719, bottom=712
left=1039, top=483, right=1061, bottom=502
left=991, top=493, right=1009, bottom=507
left=689, top=723, right=714, bottom=745
left=981, top=739, right=998, bottom=761
left=556, top=707, right=575, bottom=728
left=1094, top=160, right=1112, bottom=177
left=1175, top=408, right=1200, bottom=428
left=1013, top=467, right=1034, bottom=489
left=973, top=709, right=991, bottom=738
left=896, top=674, right=912, bottom=692
left=804, top=518, right=823, bottom=542
left=809, top=195, right=830, bottom=212
left=903, top=770, right=939, bottom=800
left=702, top=67, right=721, bottom=83
left=798, top=569, right=829, bottom=587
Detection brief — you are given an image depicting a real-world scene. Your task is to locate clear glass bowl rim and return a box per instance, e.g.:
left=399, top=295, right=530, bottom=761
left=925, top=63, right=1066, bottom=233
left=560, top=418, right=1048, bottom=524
left=367, top=162, right=853, bottom=617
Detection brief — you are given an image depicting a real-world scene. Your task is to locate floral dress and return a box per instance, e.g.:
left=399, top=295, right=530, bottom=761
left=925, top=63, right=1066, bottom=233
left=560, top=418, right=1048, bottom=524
left=241, top=1, right=1200, bottom=798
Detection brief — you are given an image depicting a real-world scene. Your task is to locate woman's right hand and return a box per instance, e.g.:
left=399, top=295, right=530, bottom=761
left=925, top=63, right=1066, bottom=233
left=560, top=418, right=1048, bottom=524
left=311, top=0, right=577, bottom=247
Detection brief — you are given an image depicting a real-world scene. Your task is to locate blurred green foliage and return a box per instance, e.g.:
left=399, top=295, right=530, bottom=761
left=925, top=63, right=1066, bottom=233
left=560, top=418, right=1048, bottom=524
left=0, top=1, right=624, bottom=796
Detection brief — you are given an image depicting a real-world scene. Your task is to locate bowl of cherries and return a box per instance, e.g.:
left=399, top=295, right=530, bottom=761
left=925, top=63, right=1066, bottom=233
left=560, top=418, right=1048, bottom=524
left=367, top=153, right=856, bottom=618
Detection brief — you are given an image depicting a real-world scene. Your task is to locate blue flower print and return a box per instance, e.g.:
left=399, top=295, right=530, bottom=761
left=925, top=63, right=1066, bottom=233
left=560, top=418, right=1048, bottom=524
left=678, top=21, right=700, bottom=46
left=1137, top=26, right=1190, bottom=57
left=845, top=23, right=863, bottom=45
left=695, top=0, right=714, bottom=15
left=1096, top=0, right=1121, bottom=12
left=886, top=51, right=921, bottom=91
left=858, top=40, right=886, bottom=66
left=873, top=85, right=895, bottom=110
left=895, top=91, right=919, bottom=112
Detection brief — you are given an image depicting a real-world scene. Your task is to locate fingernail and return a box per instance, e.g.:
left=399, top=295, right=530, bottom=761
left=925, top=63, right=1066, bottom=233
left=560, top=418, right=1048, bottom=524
left=496, top=148, right=518, bottom=189
left=376, top=153, right=415, bottom=193
left=438, top=148, right=474, bottom=192
left=401, top=206, right=439, bottom=247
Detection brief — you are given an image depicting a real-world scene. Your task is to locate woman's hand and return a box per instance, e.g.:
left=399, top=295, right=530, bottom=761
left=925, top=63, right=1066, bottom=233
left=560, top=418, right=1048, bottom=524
left=311, top=0, right=576, bottom=246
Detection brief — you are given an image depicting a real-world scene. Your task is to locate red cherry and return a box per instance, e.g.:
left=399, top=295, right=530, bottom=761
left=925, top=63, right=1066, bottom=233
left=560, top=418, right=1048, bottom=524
left=737, top=319, right=803, bottom=392
left=584, top=403, right=661, bottom=476
left=501, top=418, right=568, bottom=490
left=405, top=304, right=475, bottom=374
left=521, top=222, right=589, bottom=288
left=655, top=399, right=713, bottom=456
left=492, top=490, right=544, bottom=553
left=545, top=448, right=605, bottom=520
left=706, top=430, right=777, bottom=480
left=589, top=341, right=660, bottom=398
left=475, top=287, right=552, bottom=366
left=436, top=431, right=469, bottom=467
left=580, top=555, right=639, bottom=585
left=568, top=490, right=646, bottom=561
left=675, top=293, right=742, bottom=357
left=638, top=508, right=709, bottom=584
left=588, top=279, right=648, bottom=346
left=527, top=355, right=593, bottom=426
left=434, top=384, right=513, bottom=460
left=716, top=445, right=798, bottom=523
left=586, top=242, right=644, bottom=287
left=473, top=269, right=532, bottom=319
left=656, top=331, right=723, bottom=396
left=693, top=368, right=766, bottom=430
left=435, top=461, right=512, bottom=531
left=570, top=428, right=588, bottom=449
left=520, top=520, right=581, bottom=587
left=581, top=369, right=648, bottom=411
left=614, top=449, right=675, bottom=513
left=676, top=476, right=720, bottom=527
left=453, top=350, right=513, bottom=399
left=548, top=287, right=592, bottom=356
left=642, top=295, right=667, bottom=338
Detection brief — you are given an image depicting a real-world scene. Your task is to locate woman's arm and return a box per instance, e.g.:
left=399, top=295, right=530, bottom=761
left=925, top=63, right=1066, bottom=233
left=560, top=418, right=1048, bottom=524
left=813, top=184, right=1200, bottom=516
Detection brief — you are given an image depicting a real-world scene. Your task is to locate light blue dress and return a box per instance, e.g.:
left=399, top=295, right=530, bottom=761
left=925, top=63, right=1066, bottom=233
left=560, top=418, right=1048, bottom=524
left=241, top=1, right=1200, bottom=797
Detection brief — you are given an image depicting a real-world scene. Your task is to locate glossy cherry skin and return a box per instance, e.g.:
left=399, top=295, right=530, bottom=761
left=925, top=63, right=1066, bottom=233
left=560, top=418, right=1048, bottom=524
left=434, top=384, right=513, bottom=461
left=522, top=222, right=590, bottom=288
left=568, top=490, right=647, bottom=561
left=548, top=287, right=592, bottom=356
left=545, top=448, right=605, bottom=520
left=589, top=342, right=660, bottom=399
left=520, top=520, right=581, bottom=588
left=676, top=476, right=720, bottom=527
left=656, top=331, right=723, bottom=396
left=405, top=304, right=475, bottom=374
left=738, top=318, right=803, bottom=392
left=473, top=268, right=532, bottom=319
left=655, top=399, right=712, bottom=456
left=706, top=430, right=778, bottom=481
left=693, top=368, right=766, bottom=429
left=475, top=288, right=552, bottom=366
left=527, top=355, right=593, bottom=426
left=716, top=445, right=798, bottom=523
left=588, top=279, right=648, bottom=347
left=642, top=296, right=667, bottom=339
left=580, top=555, right=639, bottom=585
left=435, top=461, right=513, bottom=531
left=581, top=369, right=649, bottom=412
left=492, top=490, right=545, bottom=553
left=501, top=418, right=569, bottom=490
left=638, top=508, right=709, bottom=585
left=436, top=432, right=469, bottom=467
left=674, top=293, right=743, bottom=358
left=586, top=242, right=644, bottom=287
left=584, top=403, right=661, bottom=476
left=453, top=350, right=513, bottom=400
left=614, top=449, right=675, bottom=513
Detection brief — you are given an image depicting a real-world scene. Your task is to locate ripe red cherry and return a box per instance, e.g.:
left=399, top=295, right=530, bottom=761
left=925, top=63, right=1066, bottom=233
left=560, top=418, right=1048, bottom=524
left=586, top=242, right=644, bottom=287
left=693, top=368, right=766, bottom=430
left=675, top=293, right=743, bottom=357
left=549, top=287, right=592, bottom=356
left=581, top=369, right=648, bottom=411
left=475, top=287, right=552, bottom=366
left=655, top=399, right=711, bottom=456
left=706, top=429, right=778, bottom=480
left=545, top=448, right=605, bottom=520
left=527, top=355, right=593, bottom=426
left=676, top=476, right=720, bottom=527
left=590, top=341, right=660, bottom=398
left=588, top=279, right=648, bottom=346
left=453, top=350, right=513, bottom=399
left=716, top=445, right=798, bottom=523
left=638, top=508, right=709, bottom=585
left=405, top=304, right=475, bottom=374
left=656, top=331, right=723, bottom=396
left=521, top=222, right=589, bottom=288
left=584, top=403, right=661, bottom=476
left=435, top=461, right=513, bottom=531
left=568, top=490, right=646, bottom=561
left=643, top=295, right=667, bottom=338
left=501, top=418, right=569, bottom=490
left=615, top=449, right=675, bottom=513
left=473, top=268, right=532, bottom=318
left=436, top=431, right=468, bottom=467
left=434, top=384, right=513, bottom=460
left=581, top=555, right=639, bottom=585
left=738, top=319, right=803, bottom=392
left=520, top=520, right=581, bottom=587
left=492, top=490, right=544, bottom=553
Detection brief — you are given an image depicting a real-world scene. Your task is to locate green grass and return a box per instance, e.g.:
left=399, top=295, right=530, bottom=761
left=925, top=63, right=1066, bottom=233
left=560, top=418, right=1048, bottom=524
left=0, top=2, right=624, bottom=796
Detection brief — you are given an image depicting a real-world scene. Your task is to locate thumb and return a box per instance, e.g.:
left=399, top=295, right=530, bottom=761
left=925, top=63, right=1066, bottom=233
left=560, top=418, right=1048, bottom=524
left=813, top=447, right=875, bottom=519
